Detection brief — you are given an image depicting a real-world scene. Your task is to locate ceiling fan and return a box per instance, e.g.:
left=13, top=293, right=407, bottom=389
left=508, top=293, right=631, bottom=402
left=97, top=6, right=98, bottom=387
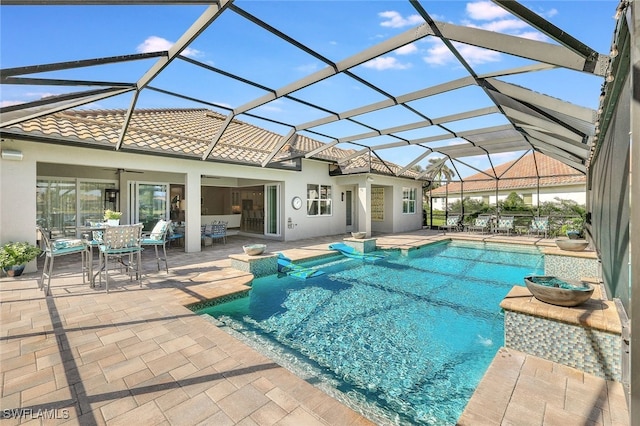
left=102, top=168, right=144, bottom=175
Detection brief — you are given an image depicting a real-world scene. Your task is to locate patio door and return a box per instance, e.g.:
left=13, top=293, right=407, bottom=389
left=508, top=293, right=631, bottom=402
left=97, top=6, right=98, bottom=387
left=345, top=190, right=354, bottom=232
left=265, top=184, right=280, bottom=236
left=129, top=182, right=170, bottom=231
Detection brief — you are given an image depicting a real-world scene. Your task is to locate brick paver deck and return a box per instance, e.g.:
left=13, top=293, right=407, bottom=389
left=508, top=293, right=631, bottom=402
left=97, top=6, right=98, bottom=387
left=0, top=230, right=629, bottom=425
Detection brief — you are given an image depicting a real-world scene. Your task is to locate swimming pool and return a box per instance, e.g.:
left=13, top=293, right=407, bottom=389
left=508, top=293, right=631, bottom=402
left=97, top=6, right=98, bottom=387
left=198, top=241, right=544, bottom=425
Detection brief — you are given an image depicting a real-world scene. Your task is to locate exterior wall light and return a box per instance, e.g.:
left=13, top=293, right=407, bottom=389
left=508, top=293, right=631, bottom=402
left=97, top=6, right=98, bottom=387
left=1, top=149, right=23, bottom=161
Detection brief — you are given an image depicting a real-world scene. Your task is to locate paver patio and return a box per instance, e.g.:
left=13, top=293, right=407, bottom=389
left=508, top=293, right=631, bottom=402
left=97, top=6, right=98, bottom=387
left=0, top=230, right=629, bottom=425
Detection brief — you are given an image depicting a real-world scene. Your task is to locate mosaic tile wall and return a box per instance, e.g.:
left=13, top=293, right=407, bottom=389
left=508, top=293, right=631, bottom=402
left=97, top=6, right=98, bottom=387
left=545, top=254, right=599, bottom=281
left=187, top=290, right=251, bottom=312
left=504, top=311, right=621, bottom=381
left=230, top=255, right=277, bottom=278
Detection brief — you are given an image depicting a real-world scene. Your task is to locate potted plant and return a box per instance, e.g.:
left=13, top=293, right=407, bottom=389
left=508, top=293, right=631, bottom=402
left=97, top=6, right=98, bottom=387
left=0, top=241, right=42, bottom=277
left=104, top=209, right=123, bottom=226
left=560, top=217, right=584, bottom=239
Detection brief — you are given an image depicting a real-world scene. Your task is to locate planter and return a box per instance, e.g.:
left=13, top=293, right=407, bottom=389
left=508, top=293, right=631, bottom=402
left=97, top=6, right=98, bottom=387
left=555, top=239, right=588, bottom=251
left=106, top=219, right=120, bottom=226
left=3, top=265, right=26, bottom=277
left=524, top=275, right=594, bottom=307
left=351, top=232, right=366, bottom=239
left=242, top=244, right=266, bottom=256
left=566, top=231, right=581, bottom=239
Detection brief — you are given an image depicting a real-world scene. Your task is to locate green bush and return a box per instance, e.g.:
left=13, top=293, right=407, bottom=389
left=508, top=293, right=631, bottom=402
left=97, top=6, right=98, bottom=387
left=0, top=241, right=41, bottom=268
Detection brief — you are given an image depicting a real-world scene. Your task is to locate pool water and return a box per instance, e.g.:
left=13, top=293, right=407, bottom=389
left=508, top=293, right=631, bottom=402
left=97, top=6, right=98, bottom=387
left=198, top=241, right=543, bottom=425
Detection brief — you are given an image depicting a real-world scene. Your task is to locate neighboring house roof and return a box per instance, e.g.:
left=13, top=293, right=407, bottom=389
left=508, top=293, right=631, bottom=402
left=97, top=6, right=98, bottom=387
left=430, top=152, right=585, bottom=196
left=3, top=108, right=419, bottom=179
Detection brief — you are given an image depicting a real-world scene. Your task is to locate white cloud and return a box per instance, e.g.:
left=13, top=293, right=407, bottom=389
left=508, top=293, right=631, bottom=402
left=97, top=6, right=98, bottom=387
left=0, top=91, right=66, bottom=108
left=136, top=36, right=201, bottom=58
left=540, top=8, right=558, bottom=18
left=363, top=56, right=412, bottom=70
left=476, top=18, right=528, bottom=33
left=296, top=63, right=319, bottom=73
left=516, top=31, right=549, bottom=42
left=456, top=43, right=501, bottom=65
left=395, top=43, right=418, bottom=55
left=422, top=41, right=453, bottom=66
left=378, top=11, right=424, bottom=28
left=466, top=1, right=510, bottom=20
left=422, top=39, right=500, bottom=66
left=1, top=100, right=25, bottom=107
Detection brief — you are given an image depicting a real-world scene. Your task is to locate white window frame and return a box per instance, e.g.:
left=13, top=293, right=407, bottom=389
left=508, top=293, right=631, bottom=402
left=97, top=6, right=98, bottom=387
left=402, top=187, right=417, bottom=214
left=306, top=184, right=332, bottom=216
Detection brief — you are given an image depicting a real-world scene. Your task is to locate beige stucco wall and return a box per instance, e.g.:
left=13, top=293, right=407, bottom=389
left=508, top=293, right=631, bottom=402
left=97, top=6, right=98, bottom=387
left=0, top=139, right=424, bottom=261
left=431, top=184, right=586, bottom=210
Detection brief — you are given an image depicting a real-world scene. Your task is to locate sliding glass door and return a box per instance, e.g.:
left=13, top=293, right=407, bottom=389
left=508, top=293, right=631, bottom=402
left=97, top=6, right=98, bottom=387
left=265, top=184, right=280, bottom=236
left=129, top=182, right=170, bottom=231
left=37, top=178, right=116, bottom=238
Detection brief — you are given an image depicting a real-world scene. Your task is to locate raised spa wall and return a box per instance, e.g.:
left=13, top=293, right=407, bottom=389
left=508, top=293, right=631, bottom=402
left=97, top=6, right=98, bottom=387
left=501, top=247, right=622, bottom=381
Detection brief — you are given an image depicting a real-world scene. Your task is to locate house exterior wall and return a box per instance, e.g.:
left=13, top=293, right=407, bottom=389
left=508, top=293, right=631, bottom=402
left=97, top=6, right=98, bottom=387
left=0, top=138, right=424, bottom=260
left=431, top=184, right=586, bottom=211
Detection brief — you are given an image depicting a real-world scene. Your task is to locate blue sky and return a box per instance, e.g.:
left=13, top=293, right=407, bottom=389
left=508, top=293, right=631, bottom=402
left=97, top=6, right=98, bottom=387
left=0, top=1, right=617, bottom=177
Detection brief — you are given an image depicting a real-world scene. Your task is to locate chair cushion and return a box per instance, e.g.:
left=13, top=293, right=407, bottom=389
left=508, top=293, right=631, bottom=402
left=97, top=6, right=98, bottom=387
left=446, top=217, right=459, bottom=226
left=475, top=218, right=488, bottom=227
left=52, top=238, right=84, bottom=251
left=531, top=219, right=548, bottom=230
left=498, top=218, right=513, bottom=228
left=141, top=238, right=163, bottom=245
left=149, top=220, right=169, bottom=241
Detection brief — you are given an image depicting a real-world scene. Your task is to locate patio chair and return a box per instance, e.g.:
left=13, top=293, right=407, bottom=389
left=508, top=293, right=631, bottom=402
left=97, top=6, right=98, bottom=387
left=467, top=215, right=491, bottom=234
left=528, top=216, right=549, bottom=238
left=206, top=222, right=227, bottom=244
left=37, top=226, right=87, bottom=296
left=98, top=223, right=143, bottom=293
left=81, top=221, right=106, bottom=288
left=141, top=219, right=171, bottom=273
left=442, top=215, right=461, bottom=233
left=167, top=222, right=184, bottom=247
left=495, top=216, right=515, bottom=235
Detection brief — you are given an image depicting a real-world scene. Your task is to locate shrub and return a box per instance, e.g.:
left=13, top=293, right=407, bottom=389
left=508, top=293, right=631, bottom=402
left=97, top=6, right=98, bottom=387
left=0, top=241, right=41, bottom=268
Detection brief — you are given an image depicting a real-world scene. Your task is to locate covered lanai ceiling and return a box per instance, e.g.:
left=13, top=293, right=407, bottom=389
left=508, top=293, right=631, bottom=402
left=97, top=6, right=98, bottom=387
left=0, top=0, right=613, bottom=181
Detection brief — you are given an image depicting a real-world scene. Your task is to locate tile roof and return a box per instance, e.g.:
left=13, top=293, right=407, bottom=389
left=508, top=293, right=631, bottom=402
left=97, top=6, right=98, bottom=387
left=430, top=152, right=585, bottom=195
left=5, top=108, right=420, bottom=178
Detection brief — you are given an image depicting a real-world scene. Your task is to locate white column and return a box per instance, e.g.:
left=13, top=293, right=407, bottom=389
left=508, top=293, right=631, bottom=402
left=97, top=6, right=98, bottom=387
left=0, top=146, right=38, bottom=272
left=357, top=180, right=371, bottom=237
left=184, top=171, right=201, bottom=253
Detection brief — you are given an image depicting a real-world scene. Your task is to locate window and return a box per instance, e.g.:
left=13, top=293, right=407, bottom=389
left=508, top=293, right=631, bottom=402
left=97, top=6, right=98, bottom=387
left=37, top=178, right=116, bottom=238
left=522, top=193, right=533, bottom=205
left=402, top=187, right=417, bottom=214
left=306, top=184, right=332, bottom=216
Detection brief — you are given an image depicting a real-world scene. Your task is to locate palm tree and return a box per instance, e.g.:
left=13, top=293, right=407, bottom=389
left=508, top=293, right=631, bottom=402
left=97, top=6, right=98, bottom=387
left=426, top=157, right=456, bottom=188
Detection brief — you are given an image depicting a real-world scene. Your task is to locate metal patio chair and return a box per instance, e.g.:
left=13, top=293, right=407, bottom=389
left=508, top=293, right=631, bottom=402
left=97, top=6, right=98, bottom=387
left=528, top=216, right=549, bottom=238
left=442, top=215, right=462, bottom=232
left=206, top=222, right=227, bottom=244
left=98, top=223, right=143, bottom=293
left=37, top=226, right=87, bottom=296
left=467, top=215, right=491, bottom=234
left=141, top=219, right=171, bottom=273
left=495, top=216, right=515, bottom=235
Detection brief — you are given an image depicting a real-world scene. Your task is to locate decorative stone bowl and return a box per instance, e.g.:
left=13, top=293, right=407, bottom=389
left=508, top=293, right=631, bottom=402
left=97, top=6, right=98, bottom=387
left=524, top=275, right=594, bottom=307
left=555, top=239, right=589, bottom=251
left=242, top=244, right=266, bottom=256
left=351, top=231, right=366, bottom=239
